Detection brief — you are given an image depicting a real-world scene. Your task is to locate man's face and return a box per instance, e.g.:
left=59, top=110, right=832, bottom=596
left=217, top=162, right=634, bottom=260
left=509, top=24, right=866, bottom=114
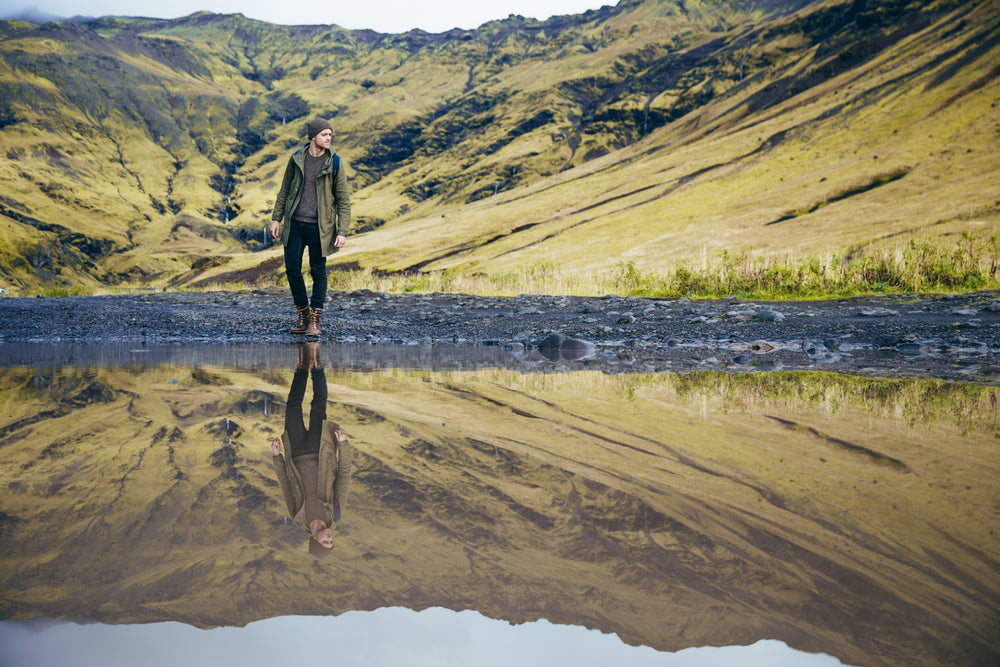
left=312, top=129, right=332, bottom=151
left=315, top=527, right=333, bottom=549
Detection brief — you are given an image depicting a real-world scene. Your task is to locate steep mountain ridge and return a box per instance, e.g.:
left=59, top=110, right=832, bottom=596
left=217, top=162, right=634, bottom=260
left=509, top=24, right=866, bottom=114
left=0, top=0, right=996, bottom=290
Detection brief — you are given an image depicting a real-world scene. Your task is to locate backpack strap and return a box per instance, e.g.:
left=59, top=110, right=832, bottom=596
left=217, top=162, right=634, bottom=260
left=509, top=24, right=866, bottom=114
left=332, top=153, right=340, bottom=180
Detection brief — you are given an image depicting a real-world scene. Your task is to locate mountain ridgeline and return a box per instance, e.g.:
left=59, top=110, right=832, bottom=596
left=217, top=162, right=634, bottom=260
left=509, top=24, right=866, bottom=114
left=0, top=0, right=997, bottom=289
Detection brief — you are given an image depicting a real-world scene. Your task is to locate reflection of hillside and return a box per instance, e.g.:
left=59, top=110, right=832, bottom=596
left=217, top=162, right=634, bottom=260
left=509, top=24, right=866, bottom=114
left=0, top=366, right=996, bottom=666
left=666, top=370, right=1000, bottom=436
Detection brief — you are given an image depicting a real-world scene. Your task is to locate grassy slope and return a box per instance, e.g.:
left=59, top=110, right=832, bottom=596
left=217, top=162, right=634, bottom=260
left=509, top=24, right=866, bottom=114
left=331, top=0, right=1000, bottom=280
left=0, top=0, right=997, bottom=291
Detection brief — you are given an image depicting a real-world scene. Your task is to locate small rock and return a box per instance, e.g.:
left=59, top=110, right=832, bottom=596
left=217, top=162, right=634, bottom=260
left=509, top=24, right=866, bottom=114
left=858, top=308, right=899, bottom=317
left=896, top=342, right=928, bottom=356
left=750, top=340, right=777, bottom=353
left=754, top=309, right=785, bottom=322
left=532, top=332, right=596, bottom=361
left=875, top=335, right=909, bottom=348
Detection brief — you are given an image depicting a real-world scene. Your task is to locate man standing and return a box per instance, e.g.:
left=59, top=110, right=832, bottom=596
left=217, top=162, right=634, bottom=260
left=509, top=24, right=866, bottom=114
left=270, top=117, right=351, bottom=336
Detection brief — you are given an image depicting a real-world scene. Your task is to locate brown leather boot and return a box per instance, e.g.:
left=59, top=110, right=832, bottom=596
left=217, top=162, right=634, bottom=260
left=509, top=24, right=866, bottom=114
left=305, top=341, right=322, bottom=368
left=304, top=308, right=322, bottom=337
left=290, top=306, right=309, bottom=334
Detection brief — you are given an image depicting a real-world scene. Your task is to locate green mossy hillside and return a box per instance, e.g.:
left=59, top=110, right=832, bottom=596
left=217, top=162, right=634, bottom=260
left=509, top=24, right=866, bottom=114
left=0, top=0, right=997, bottom=292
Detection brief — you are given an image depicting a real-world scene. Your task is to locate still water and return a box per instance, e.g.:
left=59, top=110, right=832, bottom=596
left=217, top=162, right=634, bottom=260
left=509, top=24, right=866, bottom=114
left=0, top=343, right=997, bottom=667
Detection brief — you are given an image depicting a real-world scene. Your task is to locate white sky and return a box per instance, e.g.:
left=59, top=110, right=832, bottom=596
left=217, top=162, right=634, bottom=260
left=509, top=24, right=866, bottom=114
left=3, top=0, right=616, bottom=33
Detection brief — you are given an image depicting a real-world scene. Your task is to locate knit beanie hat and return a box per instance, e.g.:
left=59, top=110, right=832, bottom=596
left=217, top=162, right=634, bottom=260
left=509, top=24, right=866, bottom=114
left=307, top=117, right=332, bottom=140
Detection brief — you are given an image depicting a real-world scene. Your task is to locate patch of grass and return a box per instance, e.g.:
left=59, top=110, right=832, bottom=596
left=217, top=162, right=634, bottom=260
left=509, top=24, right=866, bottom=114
left=313, top=230, right=998, bottom=299
left=32, top=285, right=95, bottom=298
left=607, top=231, right=1000, bottom=299
left=87, top=231, right=998, bottom=301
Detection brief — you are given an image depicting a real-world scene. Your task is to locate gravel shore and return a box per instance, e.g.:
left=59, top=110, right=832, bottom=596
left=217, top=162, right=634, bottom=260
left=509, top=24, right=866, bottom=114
left=2, top=289, right=999, bottom=382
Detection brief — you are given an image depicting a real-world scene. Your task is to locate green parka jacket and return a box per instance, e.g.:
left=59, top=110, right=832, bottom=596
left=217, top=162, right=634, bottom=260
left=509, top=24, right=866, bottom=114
left=273, top=421, right=353, bottom=530
left=271, top=145, right=351, bottom=257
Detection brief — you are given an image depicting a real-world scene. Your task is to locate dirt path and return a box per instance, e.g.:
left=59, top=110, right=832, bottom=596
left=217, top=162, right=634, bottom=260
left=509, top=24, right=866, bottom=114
left=2, top=289, right=999, bottom=383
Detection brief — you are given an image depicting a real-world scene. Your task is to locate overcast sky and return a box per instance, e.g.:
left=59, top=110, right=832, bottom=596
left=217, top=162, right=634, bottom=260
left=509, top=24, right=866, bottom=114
left=4, top=0, right=615, bottom=33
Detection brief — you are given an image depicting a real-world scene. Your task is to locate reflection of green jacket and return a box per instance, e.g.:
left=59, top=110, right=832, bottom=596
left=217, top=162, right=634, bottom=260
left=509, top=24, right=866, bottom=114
left=273, top=421, right=352, bottom=529
left=271, top=145, right=351, bottom=257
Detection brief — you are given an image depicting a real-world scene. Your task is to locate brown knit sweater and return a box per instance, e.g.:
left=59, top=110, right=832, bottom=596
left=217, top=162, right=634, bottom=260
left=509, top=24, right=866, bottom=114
left=291, top=152, right=326, bottom=223
left=293, top=453, right=325, bottom=526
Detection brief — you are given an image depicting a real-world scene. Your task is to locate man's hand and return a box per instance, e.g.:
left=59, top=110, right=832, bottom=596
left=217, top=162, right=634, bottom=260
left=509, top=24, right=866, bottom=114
left=270, top=437, right=282, bottom=457
left=334, top=234, right=346, bottom=248
left=270, top=220, right=281, bottom=239
left=334, top=428, right=347, bottom=442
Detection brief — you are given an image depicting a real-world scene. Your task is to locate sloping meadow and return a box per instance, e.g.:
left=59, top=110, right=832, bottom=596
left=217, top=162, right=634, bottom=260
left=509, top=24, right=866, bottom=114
left=0, top=0, right=996, bottom=291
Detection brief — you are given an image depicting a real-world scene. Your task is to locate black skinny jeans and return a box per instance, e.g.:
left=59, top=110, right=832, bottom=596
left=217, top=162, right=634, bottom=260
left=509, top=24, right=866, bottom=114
left=284, top=220, right=327, bottom=311
left=285, top=368, right=328, bottom=458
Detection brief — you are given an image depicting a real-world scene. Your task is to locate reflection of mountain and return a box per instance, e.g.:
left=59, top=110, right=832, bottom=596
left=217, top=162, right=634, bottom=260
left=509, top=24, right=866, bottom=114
left=0, top=365, right=997, bottom=666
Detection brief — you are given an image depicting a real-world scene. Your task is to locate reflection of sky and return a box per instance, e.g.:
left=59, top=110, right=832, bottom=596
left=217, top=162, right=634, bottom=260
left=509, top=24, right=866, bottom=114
left=0, top=608, right=846, bottom=666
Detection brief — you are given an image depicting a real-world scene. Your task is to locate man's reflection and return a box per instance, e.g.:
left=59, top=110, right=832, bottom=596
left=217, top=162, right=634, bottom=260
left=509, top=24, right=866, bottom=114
left=269, top=342, right=352, bottom=554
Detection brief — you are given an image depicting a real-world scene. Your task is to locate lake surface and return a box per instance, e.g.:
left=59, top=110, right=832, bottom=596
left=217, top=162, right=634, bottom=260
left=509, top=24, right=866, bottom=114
left=0, top=343, right=997, bottom=666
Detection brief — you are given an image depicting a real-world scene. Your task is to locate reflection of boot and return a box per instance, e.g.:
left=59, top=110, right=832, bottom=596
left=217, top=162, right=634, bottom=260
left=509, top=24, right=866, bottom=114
left=294, top=343, right=307, bottom=370
left=290, top=306, right=309, bottom=334
left=305, top=309, right=322, bottom=337
left=306, top=341, right=322, bottom=368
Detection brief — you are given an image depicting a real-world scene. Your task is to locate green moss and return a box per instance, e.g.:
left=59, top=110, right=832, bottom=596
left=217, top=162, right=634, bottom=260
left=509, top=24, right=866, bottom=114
left=33, top=285, right=94, bottom=298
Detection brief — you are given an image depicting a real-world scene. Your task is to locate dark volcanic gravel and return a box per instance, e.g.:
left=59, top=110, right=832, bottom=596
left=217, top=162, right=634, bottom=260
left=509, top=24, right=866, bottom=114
left=2, top=289, right=1000, bottom=383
